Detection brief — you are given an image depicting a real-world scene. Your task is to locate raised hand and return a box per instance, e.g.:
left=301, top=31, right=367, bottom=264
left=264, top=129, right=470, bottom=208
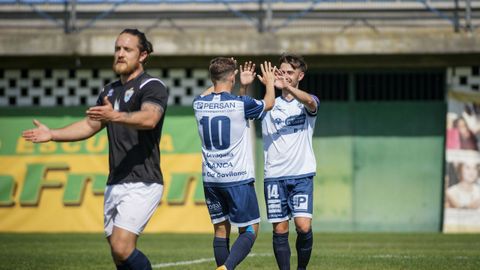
left=239, top=61, right=256, bottom=86
left=257, top=61, right=276, bottom=86
left=86, top=96, right=117, bottom=122
left=274, top=68, right=289, bottom=89
left=257, top=61, right=276, bottom=111
left=22, top=119, right=52, bottom=143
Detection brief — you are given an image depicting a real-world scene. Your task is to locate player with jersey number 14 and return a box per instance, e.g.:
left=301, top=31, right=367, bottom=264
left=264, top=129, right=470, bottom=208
left=260, top=53, right=319, bottom=270
left=193, top=57, right=276, bottom=270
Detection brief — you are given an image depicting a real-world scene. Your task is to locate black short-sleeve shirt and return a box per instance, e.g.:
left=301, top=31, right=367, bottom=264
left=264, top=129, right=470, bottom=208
left=96, top=72, right=169, bottom=185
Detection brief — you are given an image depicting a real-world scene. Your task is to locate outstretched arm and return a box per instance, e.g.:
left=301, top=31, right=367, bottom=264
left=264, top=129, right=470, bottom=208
left=22, top=118, right=103, bottom=143
left=256, top=61, right=276, bottom=111
left=86, top=97, right=163, bottom=130
left=275, top=69, right=317, bottom=113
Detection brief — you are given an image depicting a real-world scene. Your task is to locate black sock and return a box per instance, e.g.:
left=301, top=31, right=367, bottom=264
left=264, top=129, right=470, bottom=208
left=224, top=231, right=256, bottom=270
left=273, top=231, right=291, bottom=270
left=124, top=249, right=152, bottom=270
left=213, top=237, right=230, bottom=266
left=296, top=230, right=313, bottom=270
left=116, top=263, right=130, bottom=270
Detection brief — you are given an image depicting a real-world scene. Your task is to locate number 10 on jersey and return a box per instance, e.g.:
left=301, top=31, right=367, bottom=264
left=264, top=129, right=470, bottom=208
left=199, top=116, right=231, bottom=150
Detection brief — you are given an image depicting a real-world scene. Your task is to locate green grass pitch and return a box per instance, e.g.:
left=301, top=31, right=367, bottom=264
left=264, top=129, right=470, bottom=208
left=1, top=233, right=479, bottom=269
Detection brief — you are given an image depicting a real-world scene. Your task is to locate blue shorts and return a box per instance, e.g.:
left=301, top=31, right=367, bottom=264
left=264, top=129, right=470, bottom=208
left=264, top=177, right=314, bottom=223
left=204, top=182, right=260, bottom=227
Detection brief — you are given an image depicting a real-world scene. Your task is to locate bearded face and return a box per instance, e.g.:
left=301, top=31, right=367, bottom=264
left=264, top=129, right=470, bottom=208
left=113, top=56, right=141, bottom=75
left=112, top=33, right=145, bottom=77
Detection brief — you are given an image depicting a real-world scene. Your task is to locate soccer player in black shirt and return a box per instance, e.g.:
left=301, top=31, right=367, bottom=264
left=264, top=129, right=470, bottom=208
left=22, top=29, right=168, bottom=270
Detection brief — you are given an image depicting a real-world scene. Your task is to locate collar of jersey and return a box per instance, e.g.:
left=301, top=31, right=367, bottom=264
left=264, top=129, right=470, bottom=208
left=121, top=71, right=145, bottom=87
left=280, top=96, right=295, bottom=103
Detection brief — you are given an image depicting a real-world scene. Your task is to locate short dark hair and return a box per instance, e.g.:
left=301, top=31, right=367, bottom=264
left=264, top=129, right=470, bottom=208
left=120, top=28, right=153, bottom=55
left=279, top=53, right=307, bottom=72
left=209, top=57, right=237, bottom=83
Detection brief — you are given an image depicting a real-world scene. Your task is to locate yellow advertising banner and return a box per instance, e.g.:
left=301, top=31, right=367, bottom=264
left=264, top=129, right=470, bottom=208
left=0, top=109, right=213, bottom=233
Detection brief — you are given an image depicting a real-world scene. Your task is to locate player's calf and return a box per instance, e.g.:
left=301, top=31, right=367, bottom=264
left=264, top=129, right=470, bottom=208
left=223, top=224, right=257, bottom=270
left=273, top=231, right=291, bottom=270
left=295, top=228, right=313, bottom=270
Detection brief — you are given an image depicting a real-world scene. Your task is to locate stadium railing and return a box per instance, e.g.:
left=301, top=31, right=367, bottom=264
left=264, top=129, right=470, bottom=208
left=0, top=0, right=467, bottom=4
left=0, top=0, right=477, bottom=33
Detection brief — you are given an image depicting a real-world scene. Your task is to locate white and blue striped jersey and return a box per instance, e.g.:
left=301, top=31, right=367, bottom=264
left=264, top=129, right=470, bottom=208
left=261, top=95, right=320, bottom=181
left=193, top=92, right=265, bottom=187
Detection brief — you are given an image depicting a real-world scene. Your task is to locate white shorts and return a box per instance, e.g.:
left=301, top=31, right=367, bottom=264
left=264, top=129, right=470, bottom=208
left=104, top=182, right=163, bottom=237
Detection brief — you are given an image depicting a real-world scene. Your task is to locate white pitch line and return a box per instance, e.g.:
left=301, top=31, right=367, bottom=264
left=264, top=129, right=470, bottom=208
left=152, top=253, right=272, bottom=268
left=152, top=257, right=215, bottom=268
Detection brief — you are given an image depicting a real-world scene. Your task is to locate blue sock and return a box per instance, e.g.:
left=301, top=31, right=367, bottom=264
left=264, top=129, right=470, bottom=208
left=273, top=231, right=291, bottom=270
left=213, top=237, right=230, bottom=266
left=224, top=231, right=256, bottom=270
left=124, top=249, right=152, bottom=270
left=296, top=230, right=313, bottom=270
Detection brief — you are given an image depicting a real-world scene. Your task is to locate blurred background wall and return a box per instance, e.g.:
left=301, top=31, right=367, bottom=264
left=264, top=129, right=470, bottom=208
left=0, top=0, right=479, bottom=233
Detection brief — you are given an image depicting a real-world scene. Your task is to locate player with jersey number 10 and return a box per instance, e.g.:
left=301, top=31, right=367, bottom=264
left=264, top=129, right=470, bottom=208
left=193, top=57, right=276, bottom=270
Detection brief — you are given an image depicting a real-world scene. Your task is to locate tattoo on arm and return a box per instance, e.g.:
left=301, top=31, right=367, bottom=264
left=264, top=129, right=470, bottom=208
left=141, top=102, right=164, bottom=117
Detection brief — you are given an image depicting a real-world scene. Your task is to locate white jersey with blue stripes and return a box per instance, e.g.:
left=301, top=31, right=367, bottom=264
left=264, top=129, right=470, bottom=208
left=261, top=95, right=320, bottom=181
left=193, top=92, right=265, bottom=187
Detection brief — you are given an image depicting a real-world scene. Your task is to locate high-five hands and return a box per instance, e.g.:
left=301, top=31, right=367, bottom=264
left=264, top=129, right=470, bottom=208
left=274, top=68, right=290, bottom=90
left=240, top=61, right=256, bottom=86
left=257, top=61, right=276, bottom=86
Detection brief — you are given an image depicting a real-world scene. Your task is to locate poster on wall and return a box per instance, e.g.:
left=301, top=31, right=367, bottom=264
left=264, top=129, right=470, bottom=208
left=443, top=67, right=480, bottom=233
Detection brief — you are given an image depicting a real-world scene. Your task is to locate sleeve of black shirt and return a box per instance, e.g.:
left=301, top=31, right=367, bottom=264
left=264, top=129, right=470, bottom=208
left=95, top=87, right=107, bottom=106
left=140, top=80, right=169, bottom=111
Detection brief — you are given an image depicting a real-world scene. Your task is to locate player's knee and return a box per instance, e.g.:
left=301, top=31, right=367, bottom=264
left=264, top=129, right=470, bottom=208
left=295, top=224, right=311, bottom=234
left=239, top=224, right=258, bottom=237
left=273, top=221, right=289, bottom=234
left=110, top=239, right=135, bottom=261
left=294, top=217, right=311, bottom=234
left=214, top=220, right=231, bottom=238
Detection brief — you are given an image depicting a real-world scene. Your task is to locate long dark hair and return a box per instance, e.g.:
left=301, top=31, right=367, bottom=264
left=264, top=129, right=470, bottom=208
left=120, top=28, right=153, bottom=55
